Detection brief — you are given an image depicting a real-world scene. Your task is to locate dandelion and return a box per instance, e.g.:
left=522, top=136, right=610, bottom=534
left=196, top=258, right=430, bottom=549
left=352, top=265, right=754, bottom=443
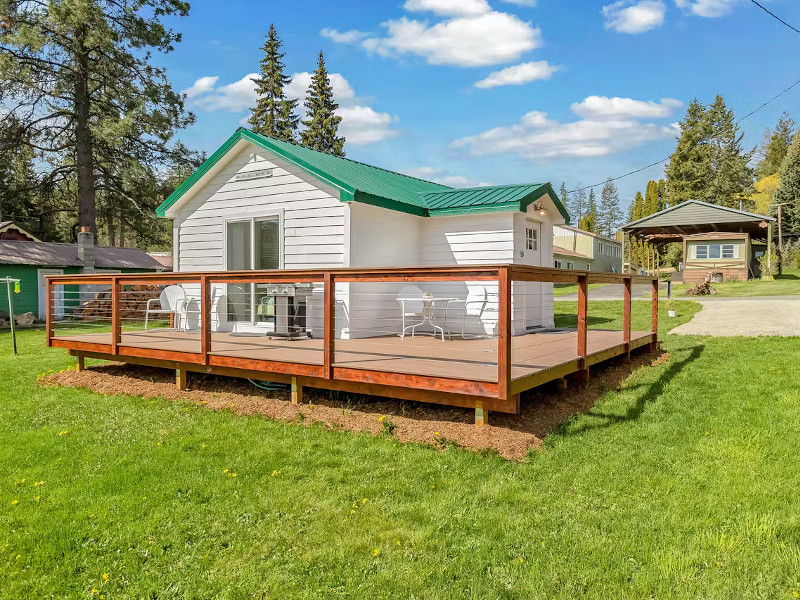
left=91, top=588, right=99, bottom=595
left=58, top=431, right=68, bottom=436
left=102, top=573, right=110, bottom=582
left=373, top=548, right=380, bottom=557
left=34, top=481, right=45, bottom=487
left=34, top=496, right=41, bottom=502
left=541, top=541, right=545, bottom=548
left=362, top=498, right=368, bottom=504
left=223, top=469, right=229, bottom=473
left=201, top=444, right=207, bottom=449
left=378, top=415, right=386, bottom=422
left=793, top=590, right=799, bottom=599
left=11, top=500, right=18, bottom=505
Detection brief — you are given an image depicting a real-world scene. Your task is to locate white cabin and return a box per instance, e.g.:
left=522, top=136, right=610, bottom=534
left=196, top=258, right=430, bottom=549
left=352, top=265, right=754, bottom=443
left=157, top=128, right=569, bottom=339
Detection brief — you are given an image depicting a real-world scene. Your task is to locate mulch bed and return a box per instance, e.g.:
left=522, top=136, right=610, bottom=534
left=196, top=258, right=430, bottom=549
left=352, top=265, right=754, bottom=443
left=41, top=350, right=665, bottom=461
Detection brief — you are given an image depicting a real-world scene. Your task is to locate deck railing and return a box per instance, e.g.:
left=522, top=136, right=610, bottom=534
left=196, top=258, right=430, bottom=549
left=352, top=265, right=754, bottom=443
left=45, top=265, right=659, bottom=413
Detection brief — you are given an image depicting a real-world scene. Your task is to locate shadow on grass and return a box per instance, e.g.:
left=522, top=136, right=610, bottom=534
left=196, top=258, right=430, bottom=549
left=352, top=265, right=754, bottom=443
left=776, top=273, right=800, bottom=280
left=553, top=314, right=614, bottom=327
left=556, top=342, right=704, bottom=437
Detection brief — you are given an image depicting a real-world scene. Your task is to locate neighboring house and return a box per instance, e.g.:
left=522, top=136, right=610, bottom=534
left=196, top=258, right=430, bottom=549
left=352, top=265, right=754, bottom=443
left=0, top=221, right=40, bottom=242
left=621, top=200, right=776, bottom=284
left=148, top=251, right=173, bottom=271
left=553, top=225, right=622, bottom=272
left=0, top=227, right=166, bottom=320
left=156, top=128, right=570, bottom=337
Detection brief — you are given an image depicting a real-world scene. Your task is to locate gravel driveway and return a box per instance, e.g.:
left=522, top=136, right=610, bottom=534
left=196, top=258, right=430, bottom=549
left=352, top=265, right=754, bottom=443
left=670, top=295, right=800, bottom=337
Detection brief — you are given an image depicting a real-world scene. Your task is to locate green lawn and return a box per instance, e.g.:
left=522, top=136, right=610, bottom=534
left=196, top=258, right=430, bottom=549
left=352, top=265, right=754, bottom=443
left=553, top=282, right=610, bottom=296
left=3, top=302, right=800, bottom=598
left=667, top=269, right=800, bottom=298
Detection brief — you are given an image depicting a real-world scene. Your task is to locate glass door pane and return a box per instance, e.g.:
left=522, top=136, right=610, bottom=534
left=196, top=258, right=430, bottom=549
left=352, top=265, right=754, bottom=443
left=226, top=221, right=252, bottom=323
left=255, top=216, right=280, bottom=270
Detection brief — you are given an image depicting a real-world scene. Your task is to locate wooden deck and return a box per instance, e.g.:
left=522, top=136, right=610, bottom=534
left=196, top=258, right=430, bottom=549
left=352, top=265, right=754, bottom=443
left=45, top=265, right=660, bottom=422
left=54, top=328, right=654, bottom=385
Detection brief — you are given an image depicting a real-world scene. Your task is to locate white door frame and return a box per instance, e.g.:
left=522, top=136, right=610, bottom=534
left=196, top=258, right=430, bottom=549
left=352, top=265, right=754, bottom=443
left=38, top=269, right=64, bottom=320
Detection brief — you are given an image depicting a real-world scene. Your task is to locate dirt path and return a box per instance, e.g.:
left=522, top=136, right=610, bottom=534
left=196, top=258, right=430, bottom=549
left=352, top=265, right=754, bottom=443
left=670, top=295, right=800, bottom=337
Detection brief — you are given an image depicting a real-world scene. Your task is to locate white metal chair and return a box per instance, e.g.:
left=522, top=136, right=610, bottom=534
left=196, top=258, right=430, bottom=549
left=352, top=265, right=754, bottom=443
left=444, top=286, right=488, bottom=339
left=397, top=285, right=425, bottom=339
left=145, top=285, right=187, bottom=331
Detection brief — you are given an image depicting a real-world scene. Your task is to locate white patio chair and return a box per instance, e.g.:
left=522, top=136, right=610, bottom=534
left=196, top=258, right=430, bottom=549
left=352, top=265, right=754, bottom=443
left=444, top=286, right=488, bottom=339
left=397, top=285, right=425, bottom=339
left=145, top=285, right=188, bottom=331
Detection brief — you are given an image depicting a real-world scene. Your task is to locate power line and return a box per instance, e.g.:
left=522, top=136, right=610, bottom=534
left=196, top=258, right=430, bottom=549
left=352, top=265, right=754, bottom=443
left=566, top=77, right=800, bottom=194
left=749, top=0, right=800, bottom=35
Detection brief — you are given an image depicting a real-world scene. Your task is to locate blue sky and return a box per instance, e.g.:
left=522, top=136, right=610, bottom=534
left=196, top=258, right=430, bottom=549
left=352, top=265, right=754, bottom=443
left=161, top=0, right=800, bottom=211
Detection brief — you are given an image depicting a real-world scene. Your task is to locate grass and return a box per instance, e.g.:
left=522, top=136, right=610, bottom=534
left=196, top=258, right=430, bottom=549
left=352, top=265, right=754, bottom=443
left=553, top=282, right=609, bottom=296
left=3, top=301, right=800, bottom=598
left=667, top=268, right=800, bottom=298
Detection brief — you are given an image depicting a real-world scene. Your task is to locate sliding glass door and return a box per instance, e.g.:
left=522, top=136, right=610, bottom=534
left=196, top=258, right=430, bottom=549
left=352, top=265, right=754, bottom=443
left=226, top=216, right=281, bottom=325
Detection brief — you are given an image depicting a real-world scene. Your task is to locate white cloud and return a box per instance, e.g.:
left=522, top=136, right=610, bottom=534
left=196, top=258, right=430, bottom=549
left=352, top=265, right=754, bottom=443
left=403, top=166, right=491, bottom=188
left=181, top=76, right=219, bottom=99
left=571, top=96, right=682, bottom=119
left=320, top=28, right=369, bottom=43
left=674, top=0, right=739, bottom=17
left=475, top=60, right=560, bottom=88
left=185, top=72, right=397, bottom=146
left=452, top=97, right=681, bottom=159
left=403, top=0, right=491, bottom=16
left=603, top=1, right=666, bottom=33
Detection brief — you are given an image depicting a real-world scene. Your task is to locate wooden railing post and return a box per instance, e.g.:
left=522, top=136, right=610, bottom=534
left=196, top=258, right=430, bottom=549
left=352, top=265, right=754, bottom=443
left=651, top=277, right=659, bottom=351
left=623, top=277, right=632, bottom=361
left=200, top=274, right=210, bottom=366
left=45, top=277, right=54, bottom=347
left=577, top=274, right=588, bottom=380
left=111, top=276, right=120, bottom=355
left=497, top=266, right=512, bottom=402
left=323, top=272, right=334, bottom=379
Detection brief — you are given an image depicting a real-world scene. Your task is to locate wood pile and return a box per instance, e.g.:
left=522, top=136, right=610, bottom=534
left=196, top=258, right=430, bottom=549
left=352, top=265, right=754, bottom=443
left=685, top=273, right=718, bottom=296
left=73, top=285, right=162, bottom=320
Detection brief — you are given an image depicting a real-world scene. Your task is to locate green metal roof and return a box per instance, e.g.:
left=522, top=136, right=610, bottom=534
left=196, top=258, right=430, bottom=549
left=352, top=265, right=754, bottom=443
left=156, top=128, right=569, bottom=221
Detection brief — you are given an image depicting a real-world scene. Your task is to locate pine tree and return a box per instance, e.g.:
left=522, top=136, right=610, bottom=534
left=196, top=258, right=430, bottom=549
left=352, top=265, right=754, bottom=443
left=630, top=191, right=646, bottom=269
left=0, top=0, right=195, bottom=233
left=644, top=180, right=659, bottom=216
left=706, top=95, right=754, bottom=207
left=570, top=186, right=587, bottom=223
left=249, top=25, right=299, bottom=142
left=300, top=51, right=345, bottom=156
left=656, top=179, right=668, bottom=211
left=756, top=112, right=796, bottom=179
left=774, top=132, right=800, bottom=237
left=559, top=182, right=572, bottom=222
left=665, top=98, right=712, bottom=206
left=598, top=179, right=622, bottom=237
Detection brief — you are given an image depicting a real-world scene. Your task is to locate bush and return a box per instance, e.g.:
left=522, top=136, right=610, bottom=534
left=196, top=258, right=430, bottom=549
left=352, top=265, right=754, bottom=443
left=759, top=251, right=779, bottom=279
left=781, top=240, right=800, bottom=270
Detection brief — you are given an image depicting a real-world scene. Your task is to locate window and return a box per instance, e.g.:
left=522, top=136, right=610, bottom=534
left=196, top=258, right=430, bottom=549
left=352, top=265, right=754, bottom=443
left=598, top=242, right=604, bottom=256
left=567, top=261, right=574, bottom=270
left=695, top=243, right=736, bottom=260
left=554, top=259, right=563, bottom=269
left=525, top=226, right=537, bottom=250
left=709, top=244, right=721, bottom=259
left=722, top=244, right=734, bottom=259
left=695, top=245, right=708, bottom=259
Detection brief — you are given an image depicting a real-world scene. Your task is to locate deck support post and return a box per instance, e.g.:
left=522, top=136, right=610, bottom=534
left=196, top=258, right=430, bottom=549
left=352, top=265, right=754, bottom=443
left=497, top=266, right=512, bottom=401
left=76, top=354, right=85, bottom=372
left=475, top=399, right=486, bottom=427
left=111, top=276, right=120, bottom=355
left=650, top=277, right=659, bottom=352
left=323, top=273, right=334, bottom=379
left=291, top=376, right=303, bottom=405
left=623, top=278, right=632, bottom=362
left=200, top=275, right=210, bottom=366
left=577, top=274, right=589, bottom=382
left=556, top=377, right=567, bottom=392
left=176, top=368, right=187, bottom=391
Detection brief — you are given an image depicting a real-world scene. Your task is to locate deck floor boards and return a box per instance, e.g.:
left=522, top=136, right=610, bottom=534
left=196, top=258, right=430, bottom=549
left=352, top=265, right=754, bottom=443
left=54, top=328, right=652, bottom=384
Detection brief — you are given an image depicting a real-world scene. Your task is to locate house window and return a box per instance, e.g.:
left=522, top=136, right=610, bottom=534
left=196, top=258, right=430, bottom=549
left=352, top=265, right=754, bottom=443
left=525, top=226, right=537, bottom=250
left=598, top=242, right=604, bottom=256
left=695, top=243, right=736, bottom=260
left=554, top=259, right=563, bottom=269
left=695, top=245, right=708, bottom=259
left=567, top=261, right=574, bottom=270
left=722, top=244, right=734, bottom=259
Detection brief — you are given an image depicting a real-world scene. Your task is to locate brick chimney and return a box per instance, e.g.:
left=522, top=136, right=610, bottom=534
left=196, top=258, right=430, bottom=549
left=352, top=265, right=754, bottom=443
left=77, top=226, right=95, bottom=273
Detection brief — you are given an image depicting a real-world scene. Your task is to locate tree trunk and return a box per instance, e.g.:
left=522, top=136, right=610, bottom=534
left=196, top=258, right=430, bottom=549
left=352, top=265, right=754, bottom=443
left=74, top=26, right=96, bottom=233
left=106, top=211, right=116, bottom=246
left=119, top=214, right=125, bottom=247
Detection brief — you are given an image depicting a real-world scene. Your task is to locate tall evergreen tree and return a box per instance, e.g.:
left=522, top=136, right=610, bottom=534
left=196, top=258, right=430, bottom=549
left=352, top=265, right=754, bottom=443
left=598, top=178, right=623, bottom=237
left=644, top=180, right=659, bottom=216
left=559, top=182, right=572, bottom=222
left=665, top=98, right=712, bottom=205
left=774, top=132, right=800, bottom=237
left=570, top=186, right=587, bottom=223
left=630, top=191, right=646, bottom=269
left=300, top=51, right=345, bottom=156
left=756, top=112, right=796, bottom=179
left=0, top=0, right=196, bottom=234
left=656, top=179, right=668, bottom=211
left=706, top=95, right=754, bottom=207
left=579, top=188, right=598, bottom=232
left=249, top=24, right=299, bottom=142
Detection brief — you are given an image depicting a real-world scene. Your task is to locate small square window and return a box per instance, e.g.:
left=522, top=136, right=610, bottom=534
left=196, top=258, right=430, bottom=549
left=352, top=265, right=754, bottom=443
left=709, top=244, right=721, bottom=259
left=696, top=245, right=708, bottom=259
left=525, top=227, right=538, bottom=251
left=554, top=260, right=562, bottom=269
left=722, top=244, right=734, bottom=259
left=567, top=261, right=574, bottom=270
